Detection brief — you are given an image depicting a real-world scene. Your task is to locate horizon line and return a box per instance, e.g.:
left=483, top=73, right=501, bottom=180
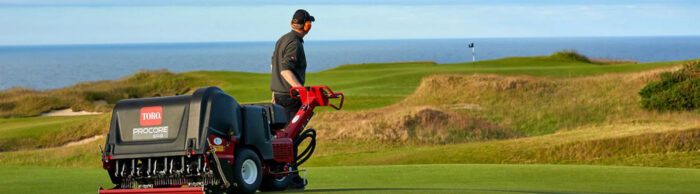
left=1, top=34, right=699, bottom=48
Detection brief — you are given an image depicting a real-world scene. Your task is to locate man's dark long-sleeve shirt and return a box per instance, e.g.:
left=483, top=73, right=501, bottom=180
left=271, top=31, right=307, bottom=93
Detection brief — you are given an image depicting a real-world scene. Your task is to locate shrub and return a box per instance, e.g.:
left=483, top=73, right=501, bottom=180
left=639, top=61, right=700, bottom=111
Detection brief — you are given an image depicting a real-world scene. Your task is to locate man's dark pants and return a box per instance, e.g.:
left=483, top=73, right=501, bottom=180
left=273, top=92, right=306, bottom=188
left=274, top=93, right=302, bottom=123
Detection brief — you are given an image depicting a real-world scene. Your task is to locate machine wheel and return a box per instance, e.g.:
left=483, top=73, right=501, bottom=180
left=230, top=148, right=262, bottom=194
left=259, top=166, right=293, bottom=192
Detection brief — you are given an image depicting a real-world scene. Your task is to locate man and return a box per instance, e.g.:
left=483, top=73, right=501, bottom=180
left=269, top=9, right=314, bottom=189
left=271, top=9, right=314, bottom=122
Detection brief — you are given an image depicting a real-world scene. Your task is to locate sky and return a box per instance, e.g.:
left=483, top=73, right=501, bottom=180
left=0, top=0, right=699, bottom=46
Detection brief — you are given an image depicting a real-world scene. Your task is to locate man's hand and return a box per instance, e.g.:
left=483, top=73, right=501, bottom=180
left=280, top=70, right=302, bottom=87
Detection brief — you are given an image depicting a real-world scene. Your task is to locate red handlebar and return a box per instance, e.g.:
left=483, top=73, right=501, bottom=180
left=289, top=86, right=344, bottom=110
left=278, top=86, right=343, bottom=140
left=328, top=92, right=344, bottom=110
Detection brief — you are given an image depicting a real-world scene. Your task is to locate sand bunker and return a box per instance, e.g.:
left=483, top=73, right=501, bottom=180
left=39, top=108, right=102, bottom=117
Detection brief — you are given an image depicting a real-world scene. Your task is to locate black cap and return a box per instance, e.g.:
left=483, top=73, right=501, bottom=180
left=292, top=9, right=315, bottom=24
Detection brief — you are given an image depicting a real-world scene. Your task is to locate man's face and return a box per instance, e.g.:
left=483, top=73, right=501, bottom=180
left=291, top=22, right=309, bottom=36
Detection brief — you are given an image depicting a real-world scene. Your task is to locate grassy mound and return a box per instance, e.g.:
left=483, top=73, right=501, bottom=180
left=0, top=70, right=199, bottom=118
left=550, top=50, right=591, bottom=63
left=311, top=106, right=520, bottom=145
left=400, top=67, right=691, bottom=135
left=550, top=50, right=637, bottom=65
left=640, top=61, right=700, bottom=111
left=0, top=136, right=104, bottom=168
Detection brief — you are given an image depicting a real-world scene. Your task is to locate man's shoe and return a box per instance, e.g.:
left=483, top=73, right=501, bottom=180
left=287, top=174, right=307, bottom=190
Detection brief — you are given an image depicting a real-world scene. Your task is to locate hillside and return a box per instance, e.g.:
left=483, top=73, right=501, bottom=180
left=0, top=51, right=686, bottom=151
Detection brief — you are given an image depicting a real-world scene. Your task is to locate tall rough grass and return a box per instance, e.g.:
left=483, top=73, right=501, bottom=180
left=308, top=122, right=700, bottom=168
left=311, top=106, right=520, bottom=145
left=36, top=114, right=110, bottom=149
left=589, top=58, right=637, bottom=65
left=400, top=66, right=691, bottom=135
left=0, top=70, right=197, bottom=118
left=0, top=114, right=110, bottom=151
left=539, top=128, right=699, bottom=163
left=0, top=136, right=105, bottom=168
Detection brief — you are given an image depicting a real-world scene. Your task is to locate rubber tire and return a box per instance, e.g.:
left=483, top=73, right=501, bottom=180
left=230, top=148, right=263, bottom=194
left=259, top=167, right=293, bottom=192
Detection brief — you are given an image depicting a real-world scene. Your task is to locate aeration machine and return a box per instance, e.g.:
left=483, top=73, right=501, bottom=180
left=98, top=86, right=343, bottom=194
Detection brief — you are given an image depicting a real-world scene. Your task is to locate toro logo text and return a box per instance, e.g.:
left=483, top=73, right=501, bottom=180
left=140, top=106, right=162, bottom=126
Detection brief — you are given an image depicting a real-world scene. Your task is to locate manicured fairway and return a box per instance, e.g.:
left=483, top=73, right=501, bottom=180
left=2, top=164, right=698, bottom=194
left=0, top=165, right=112, bottom=194
left=303, top=164, right=700, bottom=193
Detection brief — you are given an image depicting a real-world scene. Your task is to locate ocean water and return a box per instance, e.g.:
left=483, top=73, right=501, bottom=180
left=1, top=36, right=699, bottom=90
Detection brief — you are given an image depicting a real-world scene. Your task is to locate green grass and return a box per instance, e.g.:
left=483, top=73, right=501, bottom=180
left=304, top=164, right=700, bottom=194
left=0, top=115, right=99, bottom=151
left=1, top=164, right=698, bottom=194
left=0, top=165, right=113, bottom=194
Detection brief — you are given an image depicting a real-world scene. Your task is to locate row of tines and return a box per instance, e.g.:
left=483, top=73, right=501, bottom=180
left=113, top=155, right=212, bottom=181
